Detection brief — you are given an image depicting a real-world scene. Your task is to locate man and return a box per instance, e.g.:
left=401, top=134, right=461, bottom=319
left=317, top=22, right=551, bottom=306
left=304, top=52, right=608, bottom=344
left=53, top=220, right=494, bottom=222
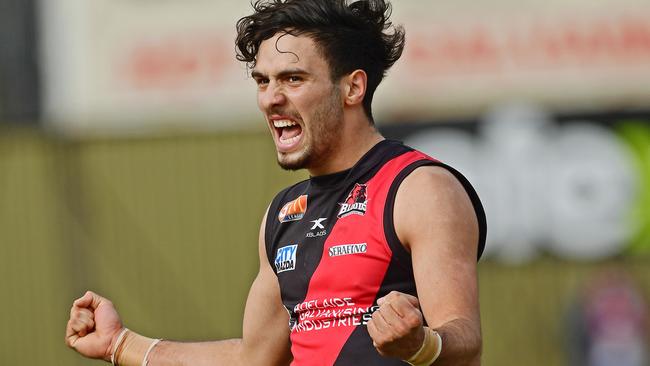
left=65, top=1, right=487, bottom=365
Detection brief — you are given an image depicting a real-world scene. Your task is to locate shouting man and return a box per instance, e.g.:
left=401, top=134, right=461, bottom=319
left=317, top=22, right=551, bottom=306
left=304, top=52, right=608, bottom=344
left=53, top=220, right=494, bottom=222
left=65, top=1, right=487, bottom=365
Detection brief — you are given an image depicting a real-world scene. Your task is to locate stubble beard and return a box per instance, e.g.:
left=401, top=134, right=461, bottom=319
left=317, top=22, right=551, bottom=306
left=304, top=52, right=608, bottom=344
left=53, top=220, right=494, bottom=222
left=277, top=88, right=343, bottom=172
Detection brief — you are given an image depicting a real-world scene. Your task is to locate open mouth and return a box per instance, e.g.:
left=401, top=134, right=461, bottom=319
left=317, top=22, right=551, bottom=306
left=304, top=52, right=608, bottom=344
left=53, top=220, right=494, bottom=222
left=272, top=118, right=304, bottom=151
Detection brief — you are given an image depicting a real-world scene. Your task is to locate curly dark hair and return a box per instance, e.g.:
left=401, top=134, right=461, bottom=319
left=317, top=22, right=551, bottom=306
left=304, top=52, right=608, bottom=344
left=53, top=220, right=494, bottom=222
left=235, top=0, right=405, bottom=123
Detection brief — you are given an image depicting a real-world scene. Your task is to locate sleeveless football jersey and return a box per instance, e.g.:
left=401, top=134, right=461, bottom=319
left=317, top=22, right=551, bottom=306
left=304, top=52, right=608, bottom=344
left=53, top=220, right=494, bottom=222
left=265, top=140, right=487, bottom=366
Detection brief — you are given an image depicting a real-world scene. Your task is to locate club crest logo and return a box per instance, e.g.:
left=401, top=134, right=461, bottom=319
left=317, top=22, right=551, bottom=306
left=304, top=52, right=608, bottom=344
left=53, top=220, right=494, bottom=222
left=338, top=183, right=368, bottom=218
left=278, top=195, right=308, bottom=223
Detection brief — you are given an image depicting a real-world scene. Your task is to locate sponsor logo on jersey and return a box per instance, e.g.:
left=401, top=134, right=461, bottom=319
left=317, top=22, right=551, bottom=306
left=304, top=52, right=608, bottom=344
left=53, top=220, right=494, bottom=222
left=310, top=218, right=326, bottom=230
left=278, top=195, right=308, bottom=223
left=338, top=183, right=368, bottom=218
left=306, top=231, right=327, bottom=238
left=328, top=243, right=367, bottom=257
left=306, top=218, right=327, bottom=238
left=290, top=297, right=379, bottom=332
left=275, top=245, right=297, bottom=273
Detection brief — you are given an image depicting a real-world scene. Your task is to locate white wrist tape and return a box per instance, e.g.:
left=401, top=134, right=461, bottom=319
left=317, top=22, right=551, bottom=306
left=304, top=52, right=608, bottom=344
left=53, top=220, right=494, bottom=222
left=111, top=328, right=130, bottom=365
left=142, top=339, right=162, bottom=366
left=111, top=328, right=161, bottom=366
left=406, top=327, right=443, bottom=366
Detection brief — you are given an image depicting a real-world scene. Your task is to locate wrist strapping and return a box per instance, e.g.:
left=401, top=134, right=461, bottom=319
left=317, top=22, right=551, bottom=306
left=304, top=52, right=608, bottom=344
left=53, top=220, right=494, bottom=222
left=111, top=328, right=130, bottom=365
left=406, top=327, right=443, bottom=366
left=111, top=328, right=162, bottom=366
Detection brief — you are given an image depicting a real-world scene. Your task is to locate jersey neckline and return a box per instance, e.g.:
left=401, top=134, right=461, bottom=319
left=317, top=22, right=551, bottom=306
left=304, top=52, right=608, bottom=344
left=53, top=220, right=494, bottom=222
left=308, top=139, right=405, bottom=190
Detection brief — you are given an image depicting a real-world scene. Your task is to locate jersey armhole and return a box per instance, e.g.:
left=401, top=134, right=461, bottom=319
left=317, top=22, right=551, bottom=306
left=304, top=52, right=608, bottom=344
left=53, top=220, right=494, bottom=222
left=263, top=180, right=312, bottom=270
left=264, top=196, right=283, bottom=267
left=383, top=159, right=487, bottom=267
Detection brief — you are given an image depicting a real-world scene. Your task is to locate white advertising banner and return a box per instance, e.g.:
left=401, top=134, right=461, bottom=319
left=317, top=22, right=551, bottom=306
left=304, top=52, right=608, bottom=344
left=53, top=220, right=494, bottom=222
left=39, top=0, right=650, bottom=135
left=40, top=0, right=256, bottom=134
left=380, top=0, right=650, bottom=121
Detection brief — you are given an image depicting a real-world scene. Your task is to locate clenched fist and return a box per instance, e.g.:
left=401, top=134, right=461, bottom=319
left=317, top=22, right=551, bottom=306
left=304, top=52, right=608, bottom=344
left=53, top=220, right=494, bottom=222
left=367, top=291, right=425, bottom=360
left=65, top=291, right=123, bottom=361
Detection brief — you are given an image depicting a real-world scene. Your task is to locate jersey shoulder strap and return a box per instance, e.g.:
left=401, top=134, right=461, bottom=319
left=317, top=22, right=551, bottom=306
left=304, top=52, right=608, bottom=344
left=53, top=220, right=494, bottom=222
left=383, top=157, right=487, bottom=264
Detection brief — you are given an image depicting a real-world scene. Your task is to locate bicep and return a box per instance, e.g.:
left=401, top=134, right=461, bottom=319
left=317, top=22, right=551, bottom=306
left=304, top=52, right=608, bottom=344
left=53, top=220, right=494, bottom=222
left=240, top=210, right=292, bottom=366
left=394, top=166, right=480, bottom=329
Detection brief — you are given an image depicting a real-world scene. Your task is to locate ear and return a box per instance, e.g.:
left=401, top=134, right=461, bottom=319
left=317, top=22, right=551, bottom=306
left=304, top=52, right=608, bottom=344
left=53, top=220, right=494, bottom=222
left=342, top=69, right=367, bottom=107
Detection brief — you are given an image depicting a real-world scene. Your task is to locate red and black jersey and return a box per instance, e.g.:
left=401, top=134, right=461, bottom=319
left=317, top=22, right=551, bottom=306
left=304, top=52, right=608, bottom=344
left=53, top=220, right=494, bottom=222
left=265, top=140, right=487, bottom=366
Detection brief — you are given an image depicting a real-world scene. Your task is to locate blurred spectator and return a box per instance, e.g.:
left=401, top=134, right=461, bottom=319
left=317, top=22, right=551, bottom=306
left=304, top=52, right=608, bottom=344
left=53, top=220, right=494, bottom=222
left=567, top=269, right=649, bottom=366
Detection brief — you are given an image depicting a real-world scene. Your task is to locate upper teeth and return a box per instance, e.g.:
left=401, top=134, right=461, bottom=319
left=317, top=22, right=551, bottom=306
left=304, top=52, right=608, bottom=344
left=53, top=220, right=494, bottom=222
left=274, top=120, right=297, bottom=128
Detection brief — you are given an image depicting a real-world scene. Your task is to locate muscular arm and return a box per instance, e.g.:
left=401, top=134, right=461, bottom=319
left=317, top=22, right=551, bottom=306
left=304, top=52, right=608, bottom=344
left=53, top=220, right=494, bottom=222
left=66, top=210, right=292, bottom=366
left=394, top=166, right=482, bottom=366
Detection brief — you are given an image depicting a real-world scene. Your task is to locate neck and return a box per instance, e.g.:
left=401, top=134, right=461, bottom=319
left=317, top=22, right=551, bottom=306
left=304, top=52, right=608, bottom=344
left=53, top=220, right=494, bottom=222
left=307, top=114, right=384, bottom=177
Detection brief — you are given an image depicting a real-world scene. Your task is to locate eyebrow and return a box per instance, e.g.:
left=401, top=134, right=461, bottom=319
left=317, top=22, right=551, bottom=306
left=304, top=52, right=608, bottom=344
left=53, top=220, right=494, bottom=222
left=251, top=68, right=309, bottom=79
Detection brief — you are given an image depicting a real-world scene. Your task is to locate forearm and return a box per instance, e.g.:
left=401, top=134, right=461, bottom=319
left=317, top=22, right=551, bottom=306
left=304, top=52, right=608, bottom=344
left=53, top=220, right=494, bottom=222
left=110, top=329, right=249, bottom=366
left=135, top=330, right=291, bottom=366
left=147, top=338, right=244, bottom=366
left=433, top=318, right=481, bottom=366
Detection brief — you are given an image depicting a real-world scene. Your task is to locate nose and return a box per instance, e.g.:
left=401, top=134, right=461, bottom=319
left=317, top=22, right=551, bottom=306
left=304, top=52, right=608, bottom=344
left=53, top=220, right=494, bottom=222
left=258, top=81, right=287, bottom=111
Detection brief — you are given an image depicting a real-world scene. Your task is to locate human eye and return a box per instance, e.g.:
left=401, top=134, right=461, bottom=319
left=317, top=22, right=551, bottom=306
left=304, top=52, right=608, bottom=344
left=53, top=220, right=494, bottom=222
left=287, top=75, right=303, bottom=83
left=255, top=77, right=269, bottom=88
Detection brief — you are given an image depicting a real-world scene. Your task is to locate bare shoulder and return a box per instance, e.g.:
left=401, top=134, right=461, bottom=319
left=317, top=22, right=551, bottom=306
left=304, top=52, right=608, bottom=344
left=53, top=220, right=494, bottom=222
left=398, top=165, right=467, bottom=196
left=393, top=165, right=478, bottom=255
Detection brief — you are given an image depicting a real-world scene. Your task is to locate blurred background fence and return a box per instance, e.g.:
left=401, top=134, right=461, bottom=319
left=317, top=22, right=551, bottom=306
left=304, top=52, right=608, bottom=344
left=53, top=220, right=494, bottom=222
left=1, top=0, right=650, bottom=365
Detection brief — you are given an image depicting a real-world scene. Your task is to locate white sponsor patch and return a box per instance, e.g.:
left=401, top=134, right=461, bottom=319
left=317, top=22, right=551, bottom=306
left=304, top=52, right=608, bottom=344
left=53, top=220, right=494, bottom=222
left=328, top=243, right=367, bottom=257
left=275, top=245, right=297, bottom=273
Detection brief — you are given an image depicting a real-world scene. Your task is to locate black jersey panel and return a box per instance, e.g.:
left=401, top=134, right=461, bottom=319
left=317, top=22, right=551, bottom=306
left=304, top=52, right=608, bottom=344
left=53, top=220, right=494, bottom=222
left=333, top=325, right=408, bottom=366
